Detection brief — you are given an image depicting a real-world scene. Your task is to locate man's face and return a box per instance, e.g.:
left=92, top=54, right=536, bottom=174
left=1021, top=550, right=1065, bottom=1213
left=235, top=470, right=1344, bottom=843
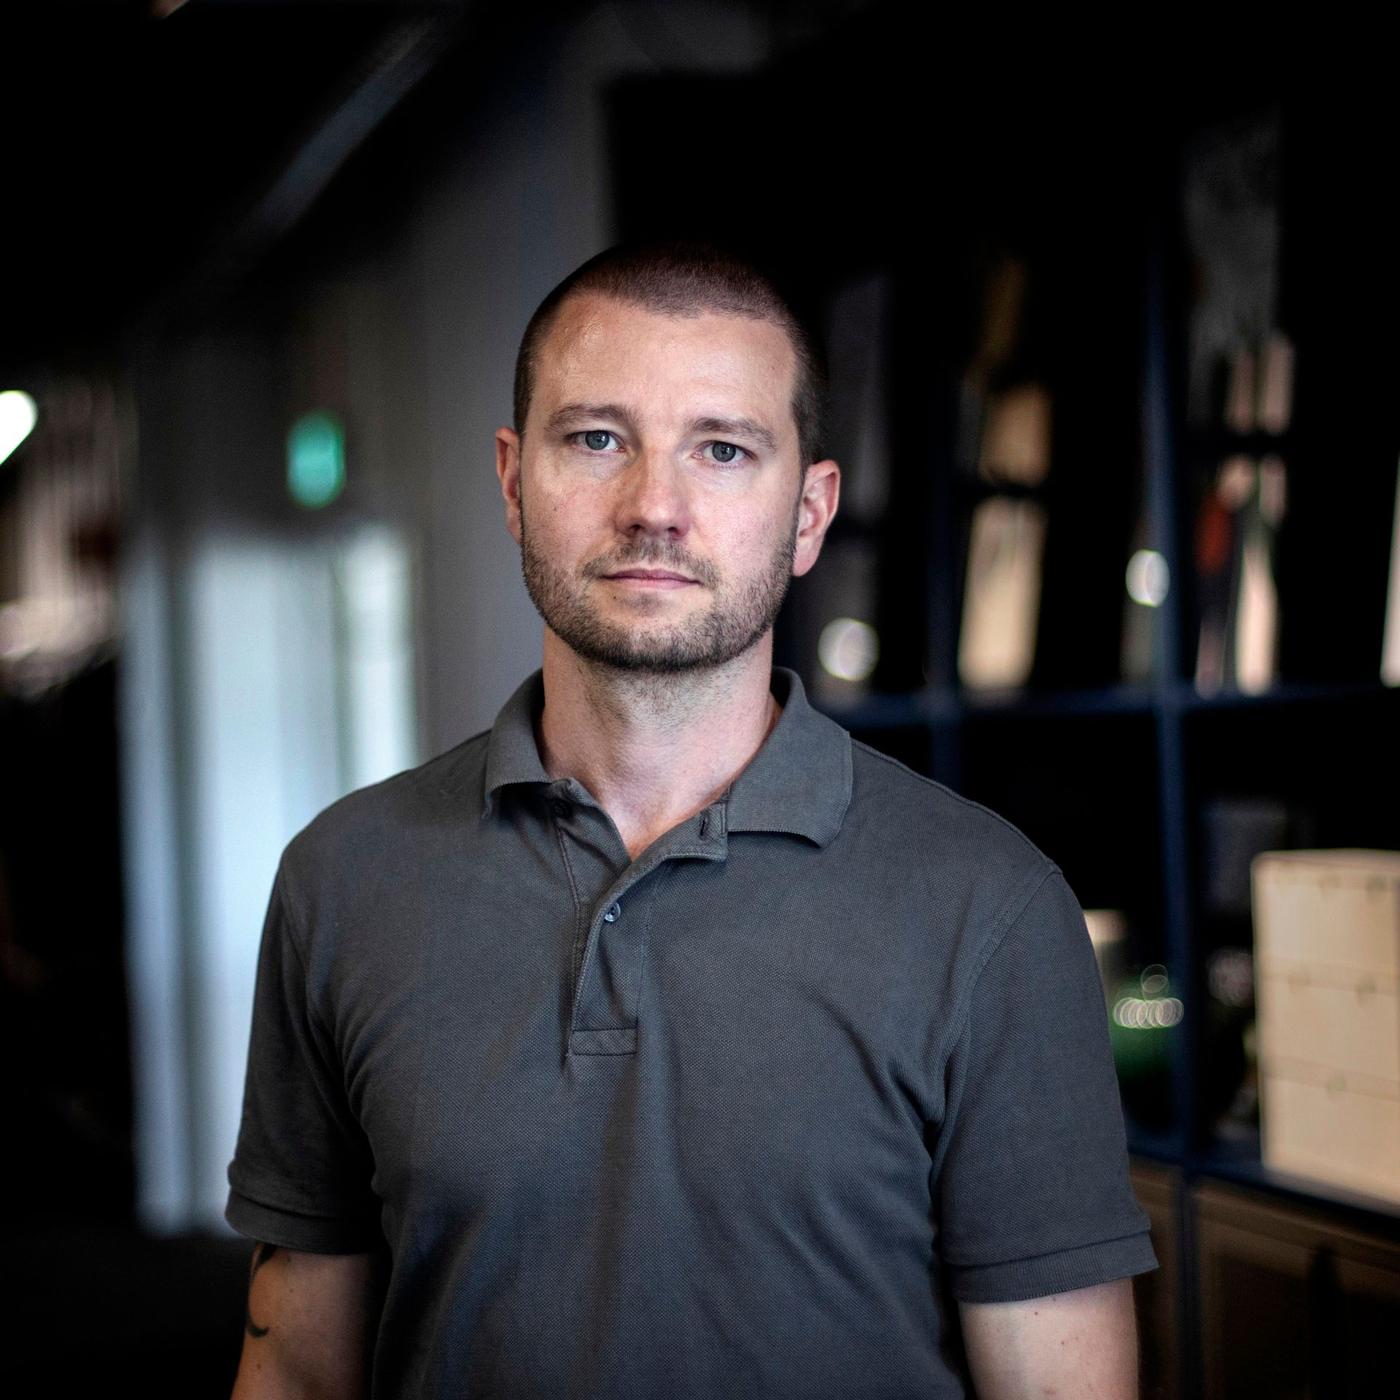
left=496, top=292, right=837, bottom=675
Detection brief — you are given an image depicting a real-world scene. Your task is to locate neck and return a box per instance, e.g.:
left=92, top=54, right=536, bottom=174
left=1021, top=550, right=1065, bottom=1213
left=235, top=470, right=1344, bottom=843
left=536, top=629, right=782, bottom=860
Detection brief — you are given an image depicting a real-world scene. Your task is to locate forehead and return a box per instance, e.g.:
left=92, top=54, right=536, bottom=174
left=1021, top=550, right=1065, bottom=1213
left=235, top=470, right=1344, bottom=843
left=531, top=292, right=799, bottom=440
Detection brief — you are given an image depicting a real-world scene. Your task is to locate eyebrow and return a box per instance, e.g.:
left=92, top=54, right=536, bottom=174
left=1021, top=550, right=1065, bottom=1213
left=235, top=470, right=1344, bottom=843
left=688, top=416, right=779, bottom=454
left=545, top=404, right=779, bottom=455
left=545, top=403, right=638, bottom=434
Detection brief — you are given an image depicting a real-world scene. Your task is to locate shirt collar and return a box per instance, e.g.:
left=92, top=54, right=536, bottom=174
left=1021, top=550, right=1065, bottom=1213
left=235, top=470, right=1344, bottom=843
left=481, top=669, right=550, bottom=807
left=481, top=665, right=852, bottom=848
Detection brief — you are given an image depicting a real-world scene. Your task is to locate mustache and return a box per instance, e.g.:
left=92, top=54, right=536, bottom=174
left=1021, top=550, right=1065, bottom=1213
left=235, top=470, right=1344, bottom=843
left=584, top=542, right=718, bottom=588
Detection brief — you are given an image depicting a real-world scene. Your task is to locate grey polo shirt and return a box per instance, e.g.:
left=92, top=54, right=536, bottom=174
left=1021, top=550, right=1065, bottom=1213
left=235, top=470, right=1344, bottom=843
left=227, top=665, right=1156, bottom=1399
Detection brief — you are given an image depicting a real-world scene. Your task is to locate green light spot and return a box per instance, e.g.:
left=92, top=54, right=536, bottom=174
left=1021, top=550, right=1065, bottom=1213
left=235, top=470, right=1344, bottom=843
left=288, top=411, right=345, bottom=508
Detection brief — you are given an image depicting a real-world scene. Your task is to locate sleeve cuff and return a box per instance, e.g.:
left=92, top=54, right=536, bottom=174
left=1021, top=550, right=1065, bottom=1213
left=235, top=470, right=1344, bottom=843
left=225, top=1187, right=382, bottom=1254
left=949, top=1228, right=1159, bottom=1304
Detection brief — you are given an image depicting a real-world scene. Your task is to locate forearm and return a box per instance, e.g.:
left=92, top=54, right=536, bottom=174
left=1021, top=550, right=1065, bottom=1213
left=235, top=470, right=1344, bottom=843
left=231, top=1244, right=377, bottom=1400
left=959, top=1278, right=1140, bottom=1400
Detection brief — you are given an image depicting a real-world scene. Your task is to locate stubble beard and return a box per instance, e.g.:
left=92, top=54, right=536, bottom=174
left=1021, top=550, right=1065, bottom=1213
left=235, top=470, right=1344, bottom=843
left=518, top=497, right=801, bottom=676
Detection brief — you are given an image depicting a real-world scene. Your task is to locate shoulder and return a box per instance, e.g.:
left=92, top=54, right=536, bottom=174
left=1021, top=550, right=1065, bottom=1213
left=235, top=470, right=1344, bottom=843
left=847, top=737, right=1055, bottom=882
left=279, top=728, right=492, bottom=898
left=832, top=738, right=1063, bottom=969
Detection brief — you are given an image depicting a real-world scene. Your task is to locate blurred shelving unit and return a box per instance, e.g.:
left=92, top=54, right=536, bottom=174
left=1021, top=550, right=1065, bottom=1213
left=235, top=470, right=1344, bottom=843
left=609, top=19, right=1400, bottom=1398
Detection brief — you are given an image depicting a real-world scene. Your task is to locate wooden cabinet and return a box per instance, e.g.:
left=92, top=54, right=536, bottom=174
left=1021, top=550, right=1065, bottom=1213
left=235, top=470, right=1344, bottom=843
left=1132, top=1160, right=1182, bottom=1400
left=1194, top=1181, right=1400, bottom=1400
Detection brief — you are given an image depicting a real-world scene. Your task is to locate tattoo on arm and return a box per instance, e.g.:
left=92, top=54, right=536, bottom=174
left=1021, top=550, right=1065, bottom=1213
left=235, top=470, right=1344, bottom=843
left=245, top=1242, right=281, bottom=1339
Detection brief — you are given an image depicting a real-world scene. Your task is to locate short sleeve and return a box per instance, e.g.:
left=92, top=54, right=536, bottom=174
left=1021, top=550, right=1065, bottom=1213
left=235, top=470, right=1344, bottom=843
left=225, top=862, right=382, bottom=1252
left=934, top=867, right=1157, bottom=1303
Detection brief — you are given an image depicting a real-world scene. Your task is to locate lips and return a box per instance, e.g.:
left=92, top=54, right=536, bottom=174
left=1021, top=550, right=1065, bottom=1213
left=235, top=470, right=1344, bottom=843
left=605, top=569, right=695, bottom=582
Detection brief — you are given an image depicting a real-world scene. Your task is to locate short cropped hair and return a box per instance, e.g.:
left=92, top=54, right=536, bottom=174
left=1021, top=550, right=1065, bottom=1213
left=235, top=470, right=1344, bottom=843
left=512, top=240, right=828, bottom=467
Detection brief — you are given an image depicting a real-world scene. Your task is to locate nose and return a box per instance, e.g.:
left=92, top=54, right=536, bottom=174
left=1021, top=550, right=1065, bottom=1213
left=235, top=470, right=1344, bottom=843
left=612, top=447, right=691, bottom=540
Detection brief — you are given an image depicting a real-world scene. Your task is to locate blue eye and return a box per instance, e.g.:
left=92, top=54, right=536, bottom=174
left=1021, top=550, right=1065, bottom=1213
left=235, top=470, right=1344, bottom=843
left=580, top=430, right=617, bottom=452
left=706, top=441, right=746, bottom=465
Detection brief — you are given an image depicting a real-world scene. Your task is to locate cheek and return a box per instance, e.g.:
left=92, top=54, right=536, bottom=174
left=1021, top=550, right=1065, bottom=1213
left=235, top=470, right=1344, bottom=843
left=525, top=489, right=613, bottom=565
left=525, top=481, right=578, bottom=533
left=722, top=522, right=787, bottom=578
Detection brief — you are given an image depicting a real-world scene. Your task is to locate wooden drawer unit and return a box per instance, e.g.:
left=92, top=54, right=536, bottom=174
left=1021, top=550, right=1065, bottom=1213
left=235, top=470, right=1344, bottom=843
left=1195, top=1181, right=1400, bottom=1400
left=1252, top=851, right=1400, bottom=1203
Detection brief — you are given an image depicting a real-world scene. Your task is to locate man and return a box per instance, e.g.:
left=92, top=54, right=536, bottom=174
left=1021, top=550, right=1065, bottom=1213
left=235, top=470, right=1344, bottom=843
left=227, top=242, right=1156, bottom=1399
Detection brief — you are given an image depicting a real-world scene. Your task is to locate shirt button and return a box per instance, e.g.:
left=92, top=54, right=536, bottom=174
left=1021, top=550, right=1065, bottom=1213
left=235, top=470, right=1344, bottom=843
left=602, top=902, right=621, bottom=923
left=550, top=798, right=570, bottom=818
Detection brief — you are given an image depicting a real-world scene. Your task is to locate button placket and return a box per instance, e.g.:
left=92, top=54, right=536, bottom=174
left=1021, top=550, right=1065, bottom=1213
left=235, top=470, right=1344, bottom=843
left=567, top=812, right=729, bottom=1058
left=569, top=887, right=643, bottom=1052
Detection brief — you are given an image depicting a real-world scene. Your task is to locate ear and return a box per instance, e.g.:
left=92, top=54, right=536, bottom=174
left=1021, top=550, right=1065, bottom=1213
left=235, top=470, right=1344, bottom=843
left=792, top=459, right=840, bottom=578
left=496, top=427, right=523, bottom=544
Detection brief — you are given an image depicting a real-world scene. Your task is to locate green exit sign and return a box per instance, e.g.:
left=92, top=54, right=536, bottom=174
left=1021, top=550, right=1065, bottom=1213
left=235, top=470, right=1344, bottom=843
left=287, top=411, right=345, bottom=508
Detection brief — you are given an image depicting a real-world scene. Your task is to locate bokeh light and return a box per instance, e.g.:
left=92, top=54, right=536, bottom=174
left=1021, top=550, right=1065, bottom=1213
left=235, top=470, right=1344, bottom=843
left=287, top=411, right=346, bottom=509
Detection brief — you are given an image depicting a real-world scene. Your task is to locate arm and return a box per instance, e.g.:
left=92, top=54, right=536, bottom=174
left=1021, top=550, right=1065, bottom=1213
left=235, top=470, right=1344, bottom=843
left=231, top=1243, right=381, bottom=1400
left=227, top=866, right=385, bottom=1396
left=958, top=1278, right=1140, bottom=1400
left=934, top=871, right=1157, bottom=1388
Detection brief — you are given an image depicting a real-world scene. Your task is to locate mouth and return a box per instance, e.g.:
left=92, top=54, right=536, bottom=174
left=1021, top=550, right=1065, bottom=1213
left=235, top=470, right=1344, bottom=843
left=604, top=568, right=700, bottom=590
left=603, top=569, right=697, bottom=586
left=596, top=565, right=700, bottom=593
